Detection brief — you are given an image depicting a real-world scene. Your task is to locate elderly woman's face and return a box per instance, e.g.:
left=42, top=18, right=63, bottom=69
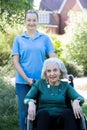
left=45, top=63, right=61, bottom=85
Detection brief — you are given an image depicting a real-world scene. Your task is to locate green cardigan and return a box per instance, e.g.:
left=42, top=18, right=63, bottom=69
left=24, top=79, right=84, bottom=116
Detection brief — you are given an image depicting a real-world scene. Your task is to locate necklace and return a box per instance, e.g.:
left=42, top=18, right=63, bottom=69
left=47, top=82, right=61, bottom=96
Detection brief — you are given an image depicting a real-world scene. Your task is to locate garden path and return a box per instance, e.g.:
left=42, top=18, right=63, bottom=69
left=74, top=77, right=87, bottom=103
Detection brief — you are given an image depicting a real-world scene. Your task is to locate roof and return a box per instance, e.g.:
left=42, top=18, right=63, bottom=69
left=39, top=0, right=65, bottom=11
left=78, top=0, right=87, bottom=9
left=39, top=0, right=87, bottom=12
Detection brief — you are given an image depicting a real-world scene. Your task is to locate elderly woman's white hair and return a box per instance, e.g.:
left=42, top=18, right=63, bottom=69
left=41, top=57, right=67, bottom=79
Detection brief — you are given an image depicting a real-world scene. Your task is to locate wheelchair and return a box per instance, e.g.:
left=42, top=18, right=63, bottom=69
left=26, top=75, right=87, bottom=130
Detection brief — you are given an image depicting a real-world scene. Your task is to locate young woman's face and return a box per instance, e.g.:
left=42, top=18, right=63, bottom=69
left=45, top=63, right=61, bottom=85
left=25, top=13, right=38, bottom=31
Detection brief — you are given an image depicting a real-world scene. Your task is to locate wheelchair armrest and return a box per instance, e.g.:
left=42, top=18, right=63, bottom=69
left=80, top=114, right=87, bottom=130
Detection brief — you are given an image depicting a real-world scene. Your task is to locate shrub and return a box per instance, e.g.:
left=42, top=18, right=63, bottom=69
left=0, top=76, right=19, bottom=129
left=64, top=10, right=87, bottom=75
left=0, top=14, right=25, bottom=66
left=82, top=103, right=87, bottom=118
left=49, top=34, right=63, bottom=57
left=65, top=62, right=84, bottom=77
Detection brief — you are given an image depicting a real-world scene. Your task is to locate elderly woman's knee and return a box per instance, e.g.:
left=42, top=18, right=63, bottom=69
left=36, top=110, right=50, bottom=118
left=62, top=109, right=74, bottom=119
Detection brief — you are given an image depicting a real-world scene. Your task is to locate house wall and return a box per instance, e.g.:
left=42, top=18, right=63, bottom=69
left=38, top=0, right=86, bottom=34
left=45, top=13, right=60, bottom=34
left=60, top=0, right=81, bottom=34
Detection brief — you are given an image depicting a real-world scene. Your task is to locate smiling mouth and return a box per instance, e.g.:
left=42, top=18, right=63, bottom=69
left=50, top=77, right=57, bottom=80
left=29, top=26, right=35, bottom=27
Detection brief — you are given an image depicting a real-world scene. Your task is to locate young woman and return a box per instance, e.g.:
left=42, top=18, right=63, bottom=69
left=12, top=10, right=56, bottom=130
left=24, top=57, right=84, bottom=130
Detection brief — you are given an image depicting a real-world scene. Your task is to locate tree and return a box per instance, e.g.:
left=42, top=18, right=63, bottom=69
left=64, top=10, right=87, bottom=74
left=0, top=0, right=33, bottom=32
left=0, top=0, right=33, bottom=14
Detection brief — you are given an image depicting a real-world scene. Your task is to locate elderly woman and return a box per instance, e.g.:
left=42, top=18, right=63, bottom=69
left=24, top=58, right=84, bottom=130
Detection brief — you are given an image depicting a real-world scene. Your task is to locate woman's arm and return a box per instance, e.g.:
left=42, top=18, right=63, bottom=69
left=24, top=80, right=40, bottom=104
left=71, top=99, right=83, bottom=119
left=24, top=82, right=40, bottom=120
left=67, top=83, right=84, bottom=104
left=13, top=55, right=33, bottom=85
left=28, top=101, right=36, bottom=121
left=67, top=83, right=84, bottom=118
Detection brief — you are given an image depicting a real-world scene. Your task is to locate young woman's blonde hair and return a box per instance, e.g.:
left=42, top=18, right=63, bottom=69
left=41, top=57, right=67, bottom=79
left=25, top=10, right=38, bottom=20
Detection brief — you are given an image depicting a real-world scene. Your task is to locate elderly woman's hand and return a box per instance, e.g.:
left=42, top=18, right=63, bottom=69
left=72, top=99, right=82, bottom=119
left=28, top=102, right=36, bottom=121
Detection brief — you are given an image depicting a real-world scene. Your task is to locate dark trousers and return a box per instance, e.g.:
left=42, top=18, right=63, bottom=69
left=35, top=109, right=80, bottom=130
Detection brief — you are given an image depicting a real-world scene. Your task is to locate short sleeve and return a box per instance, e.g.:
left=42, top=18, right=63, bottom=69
left=45, top=36, right=55, bottom=54
left=12, top=37, right=20, bottom=56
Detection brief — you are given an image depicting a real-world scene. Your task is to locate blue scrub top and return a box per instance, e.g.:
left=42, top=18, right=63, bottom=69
left=12, top=31, right=55, bottom=84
